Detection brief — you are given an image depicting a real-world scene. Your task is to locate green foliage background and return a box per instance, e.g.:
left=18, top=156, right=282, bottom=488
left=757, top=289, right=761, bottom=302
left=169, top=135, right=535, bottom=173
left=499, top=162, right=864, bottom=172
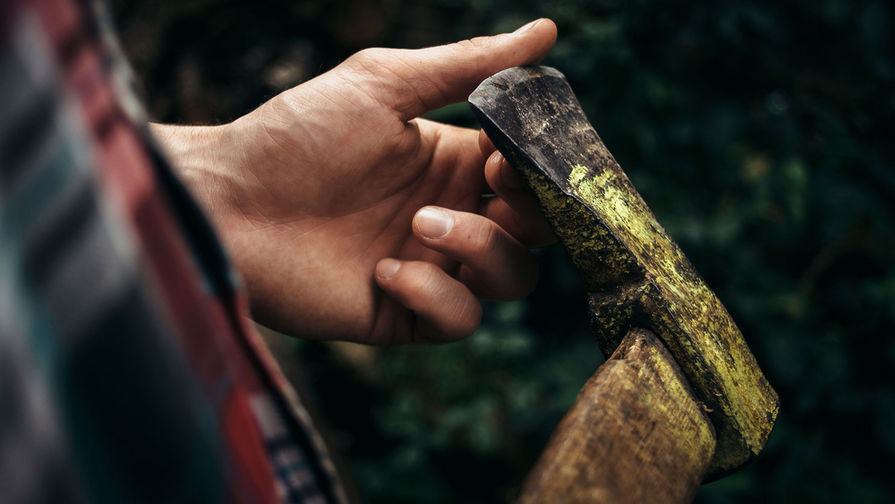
left=112, top=0, right=895, bottom=501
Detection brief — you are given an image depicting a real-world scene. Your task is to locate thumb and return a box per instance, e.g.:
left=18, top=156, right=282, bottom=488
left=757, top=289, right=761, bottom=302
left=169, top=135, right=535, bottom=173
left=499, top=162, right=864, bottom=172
left=345, top=19, right=557, bottom=121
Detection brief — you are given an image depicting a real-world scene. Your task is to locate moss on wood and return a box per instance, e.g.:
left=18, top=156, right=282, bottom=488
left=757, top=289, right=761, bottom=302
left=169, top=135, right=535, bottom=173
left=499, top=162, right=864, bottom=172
left=469, top=65, right=778, bottom=475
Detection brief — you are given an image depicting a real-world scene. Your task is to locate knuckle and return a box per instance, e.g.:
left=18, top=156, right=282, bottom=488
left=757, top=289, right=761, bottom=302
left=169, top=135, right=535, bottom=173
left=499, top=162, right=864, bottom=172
left=447, top=299, right=482, bottom=339
left=454, top=36, right=492, bottom=52
left=461, top=302, right=483, bottom=335
left=471, top=221, right=502, bottom=256
left=507, top=252, right=539, bottom=298
left=408, top=262, right=442, bottom=296
left=348, top=47, right=389, bottom=67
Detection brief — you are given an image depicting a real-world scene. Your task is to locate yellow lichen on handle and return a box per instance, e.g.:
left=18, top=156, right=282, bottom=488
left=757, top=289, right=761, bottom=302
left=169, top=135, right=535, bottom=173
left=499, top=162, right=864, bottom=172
left=566, top=160, right=778, bottom=472
left=468, top=65, right=779, bottom=475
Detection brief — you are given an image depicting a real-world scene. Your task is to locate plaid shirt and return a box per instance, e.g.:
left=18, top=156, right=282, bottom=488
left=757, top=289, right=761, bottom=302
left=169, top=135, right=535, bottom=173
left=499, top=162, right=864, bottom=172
left=0, top=0, right=348, bottom=502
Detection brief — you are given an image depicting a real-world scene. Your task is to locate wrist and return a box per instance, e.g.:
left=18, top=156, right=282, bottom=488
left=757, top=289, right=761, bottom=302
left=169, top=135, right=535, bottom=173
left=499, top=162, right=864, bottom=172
left=150, top=122, right=242, bottom=219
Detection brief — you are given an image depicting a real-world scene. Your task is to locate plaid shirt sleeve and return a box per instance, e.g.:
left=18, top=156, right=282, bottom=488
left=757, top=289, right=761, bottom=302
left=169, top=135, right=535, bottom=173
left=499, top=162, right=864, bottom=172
left=0, top=1, right=349, bottom=503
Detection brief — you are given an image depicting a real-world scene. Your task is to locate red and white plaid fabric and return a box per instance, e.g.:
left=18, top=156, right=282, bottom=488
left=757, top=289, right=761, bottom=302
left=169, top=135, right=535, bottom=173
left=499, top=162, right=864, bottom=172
left=0, top=1, right=347, bottom=502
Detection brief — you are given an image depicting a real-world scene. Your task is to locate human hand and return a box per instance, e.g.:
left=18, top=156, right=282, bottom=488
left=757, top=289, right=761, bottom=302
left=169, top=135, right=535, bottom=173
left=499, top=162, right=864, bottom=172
left=153, top=19, right=557, bottom=344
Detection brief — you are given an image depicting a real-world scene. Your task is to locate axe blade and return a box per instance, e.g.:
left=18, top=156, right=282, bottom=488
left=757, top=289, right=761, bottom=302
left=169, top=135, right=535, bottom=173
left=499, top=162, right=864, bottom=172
left=469, top=65, right=778, bottom=474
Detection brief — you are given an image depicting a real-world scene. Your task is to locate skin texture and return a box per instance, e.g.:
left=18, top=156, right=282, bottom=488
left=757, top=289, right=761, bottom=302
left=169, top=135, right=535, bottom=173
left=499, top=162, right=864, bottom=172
left=150, top=19, right=558, bottom=344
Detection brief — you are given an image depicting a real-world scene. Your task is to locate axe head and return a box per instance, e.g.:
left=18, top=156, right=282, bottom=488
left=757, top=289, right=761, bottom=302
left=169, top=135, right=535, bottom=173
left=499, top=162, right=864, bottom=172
left=469, top=66, right=778, bottom=475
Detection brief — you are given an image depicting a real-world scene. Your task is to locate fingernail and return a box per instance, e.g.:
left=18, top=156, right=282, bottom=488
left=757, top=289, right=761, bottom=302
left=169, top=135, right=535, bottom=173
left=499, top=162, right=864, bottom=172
left=377, top=258, right=401, bottom=280
left=415, top=207, right=453, bottom=239
left=513, top=19, right=541, bottom=34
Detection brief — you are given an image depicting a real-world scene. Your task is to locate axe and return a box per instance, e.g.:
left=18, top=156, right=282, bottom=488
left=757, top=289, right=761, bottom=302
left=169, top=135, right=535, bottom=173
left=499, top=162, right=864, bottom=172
left=469, top=66, right=778, bottom=503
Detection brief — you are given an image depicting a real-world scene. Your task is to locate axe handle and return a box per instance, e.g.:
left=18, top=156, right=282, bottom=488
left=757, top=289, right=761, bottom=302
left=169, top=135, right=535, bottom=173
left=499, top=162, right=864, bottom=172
left=518, top=329, right=716, bottom=504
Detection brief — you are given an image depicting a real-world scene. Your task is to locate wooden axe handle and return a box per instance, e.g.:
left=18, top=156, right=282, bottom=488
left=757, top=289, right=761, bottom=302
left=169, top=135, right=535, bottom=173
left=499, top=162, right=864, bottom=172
left=518, top=329, right=716, bottom=504
left=469, top=65, right=777, bottom=474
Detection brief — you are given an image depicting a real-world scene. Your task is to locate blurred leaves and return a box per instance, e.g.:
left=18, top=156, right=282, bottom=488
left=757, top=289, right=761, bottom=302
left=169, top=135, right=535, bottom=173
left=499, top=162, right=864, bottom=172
left=113, top=0, right=895, bottom=502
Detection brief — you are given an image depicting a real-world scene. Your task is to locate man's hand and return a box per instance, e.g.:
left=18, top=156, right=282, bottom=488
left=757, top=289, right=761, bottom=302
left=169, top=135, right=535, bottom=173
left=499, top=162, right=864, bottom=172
left=152, top=19, right=557, bottom=344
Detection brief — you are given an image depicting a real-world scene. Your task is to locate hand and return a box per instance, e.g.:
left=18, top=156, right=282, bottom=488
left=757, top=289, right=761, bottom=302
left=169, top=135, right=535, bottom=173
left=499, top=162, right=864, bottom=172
left=152, top=19, right=557, bottom=344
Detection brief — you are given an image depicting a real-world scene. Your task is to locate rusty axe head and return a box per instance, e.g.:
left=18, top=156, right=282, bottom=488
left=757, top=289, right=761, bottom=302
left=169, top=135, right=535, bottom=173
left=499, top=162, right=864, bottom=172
left=469, top=66, right=778, bottom=475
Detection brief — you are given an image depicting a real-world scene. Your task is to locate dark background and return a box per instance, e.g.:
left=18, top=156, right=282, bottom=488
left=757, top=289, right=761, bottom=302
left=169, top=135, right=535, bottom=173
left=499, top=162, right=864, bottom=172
left=110, top=0, right=895, bottom=502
